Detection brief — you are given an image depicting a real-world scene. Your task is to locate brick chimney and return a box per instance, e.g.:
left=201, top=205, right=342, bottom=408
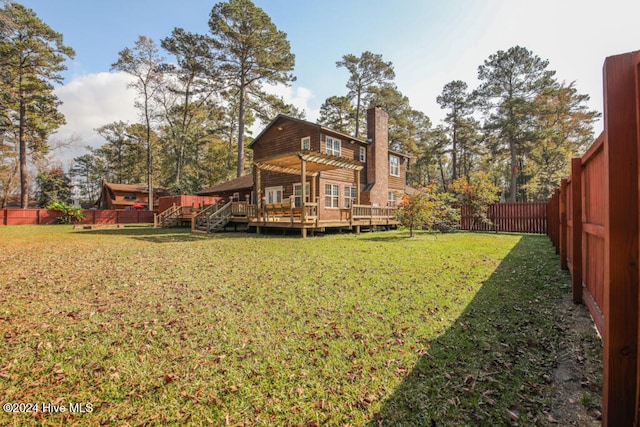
left=362, top=106, right=389, bottom=206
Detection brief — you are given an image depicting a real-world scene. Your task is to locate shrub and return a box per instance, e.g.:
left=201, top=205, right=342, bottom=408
left=450, top=173, right=499, bottom=231
left=47, top=201, right=86, bottom=224
left=396, top=182, right=459, bottom=236
left=432, top=192, right=461, bottom=233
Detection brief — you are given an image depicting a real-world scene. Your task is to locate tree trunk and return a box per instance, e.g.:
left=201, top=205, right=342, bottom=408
left=236, top=82, right=246, bottom=178
left=145, top=98, right=153, bottom=211
left=452, top=127, right=457, bottom=181
left=354, top=91, right=361, bottom=138
left=509, top=140, right=517, bottom=202
left=438, top=158, right=447, bottom=191
left=19, top=85, right=27, bottom=209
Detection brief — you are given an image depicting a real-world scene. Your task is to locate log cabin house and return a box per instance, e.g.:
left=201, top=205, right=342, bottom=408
left=160, top=107, right=411, bottom=237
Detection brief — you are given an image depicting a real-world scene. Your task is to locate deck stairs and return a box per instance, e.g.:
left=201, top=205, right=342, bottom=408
left=155, top=205, right=183, bottom=228
left=192, top=201, right=232, bottom=233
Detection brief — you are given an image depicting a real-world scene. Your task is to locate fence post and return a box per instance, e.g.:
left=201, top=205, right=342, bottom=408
left=600, top=51, right=639, bottom=427
left=570, top=158, right=583, bottom=304
left=559, top=178, right=568, bottom=270
left=549, top=189, right=560, bottom=252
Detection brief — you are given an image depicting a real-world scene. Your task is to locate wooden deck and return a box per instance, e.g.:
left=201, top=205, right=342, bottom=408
left=186, top=201, right=398, bottom=237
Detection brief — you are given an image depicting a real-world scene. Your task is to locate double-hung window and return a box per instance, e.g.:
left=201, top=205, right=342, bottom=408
left=344, top=186, right=357, bottom=208
left=359, top=146, right=366, bottom=162
left=324, top=184, right=339, bottom=208
left=325, top=137, right=341, bottom=157
left=389, top=155, right=400, bottom=177
left=301, top=136, right=310, bottom=150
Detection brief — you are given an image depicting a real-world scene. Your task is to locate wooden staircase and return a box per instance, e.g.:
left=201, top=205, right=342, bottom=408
left=154, top=205, right=183, bottom=228
left=192, top=201, right=232, bottom=233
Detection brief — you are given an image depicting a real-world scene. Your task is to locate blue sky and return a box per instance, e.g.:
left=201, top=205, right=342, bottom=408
left=16, top=0, right=640, bottom=165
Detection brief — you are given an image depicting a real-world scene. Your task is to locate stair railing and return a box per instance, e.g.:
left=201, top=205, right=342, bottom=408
left=154, top=204, right=182, bottom=228
left=207, top=201, right=233, bottom=232
left=191, top=200, right=223, bottom=231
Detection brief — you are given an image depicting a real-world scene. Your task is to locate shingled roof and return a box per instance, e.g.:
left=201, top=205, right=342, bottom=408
left=196, top=174, right=254, bottom=195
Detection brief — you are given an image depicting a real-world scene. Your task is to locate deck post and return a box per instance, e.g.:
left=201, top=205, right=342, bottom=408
left=255, top=166, right=262, bottom=210
left=301, top=159, right=306, bottom=223
left=356, top=170, right=361, bottom=204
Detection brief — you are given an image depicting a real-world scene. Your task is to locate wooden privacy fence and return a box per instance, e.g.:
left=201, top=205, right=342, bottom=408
left=0, top=208, right=154, bottom=226
left=459, top=202, right=548, bottom=234
left=547, top=50, right=640, bottom=426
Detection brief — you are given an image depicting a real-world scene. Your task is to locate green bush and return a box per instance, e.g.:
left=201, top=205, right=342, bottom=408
left=47, top=201, right=86, bottom=224
left=432, top=198, right=461, bottom=233
left=396, top=183, right=460, bottom=236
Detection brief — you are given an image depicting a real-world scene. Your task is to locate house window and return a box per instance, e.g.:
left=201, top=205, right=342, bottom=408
left=265, top=186, right=283, bottom=204
left=293, top=183, right=310, bottom=208
left=301, top=136, right=310, bottom=150
left=324, top=184, right=339, bottom=208
left=325, top=136, right=341, bottom=157
left=388, top=191, right=398, bottom=205
left=359, top=146, right=366, bottom=162
left=124, top=193, right=137, bottom=200
left=389, top=155, right=400, bottom=177
left=344, top=186, right=357, bottom=208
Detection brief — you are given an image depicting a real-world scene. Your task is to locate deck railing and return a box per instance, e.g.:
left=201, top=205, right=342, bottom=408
left=303, top=202, right=318, bottom=220
left=154, top=204, right=182, bottom=228
left=351, top=204, right=397, bottom=222
left=231, top=201, right=252, bottom=216
left=191, top=200, right=223, bottom=230
left=206, top=201, right=233, bottom=232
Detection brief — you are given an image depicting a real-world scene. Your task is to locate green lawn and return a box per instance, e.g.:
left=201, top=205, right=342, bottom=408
left=0, top=226, right=601, bottom=426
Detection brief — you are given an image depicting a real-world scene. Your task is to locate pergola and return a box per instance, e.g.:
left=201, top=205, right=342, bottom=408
left=253, top=150, right=364, bottom=222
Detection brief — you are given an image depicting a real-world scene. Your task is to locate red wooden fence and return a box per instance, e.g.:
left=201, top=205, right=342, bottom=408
left=158, top=195, right=218, bottom=213
left=0, top=209, right=154, bottom=226
left=459, top=202, right=548, bottom=234
left=548, top=49, right=640, bottom=426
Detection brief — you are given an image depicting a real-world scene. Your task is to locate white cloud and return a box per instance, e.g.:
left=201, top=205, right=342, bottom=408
left=263, top=83, right=318, bottom=121
left=52, top=76, right=318, bottom=166
left=53, top=72, right=138, bottom=164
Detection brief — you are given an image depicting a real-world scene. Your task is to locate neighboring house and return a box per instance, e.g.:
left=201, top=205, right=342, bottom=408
left=95, top=181, right=168, bottom=210
left=183, top=106, right=411, bottom=236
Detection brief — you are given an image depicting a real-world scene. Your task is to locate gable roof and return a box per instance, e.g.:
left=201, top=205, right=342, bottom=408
left=196, top=174, right=254, bottom=195
left=248, top=114, right=367, bottom=148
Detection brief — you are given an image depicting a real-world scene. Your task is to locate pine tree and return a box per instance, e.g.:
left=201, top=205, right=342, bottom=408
left=0, top=2, right=74, bottom=207
left=336, top=51, right=395, bottom=137
left=112, top=36, right=164, bottom=210
left=208, top=0, right=296, bottom=177
left=317, top=96, right=356, bottom=135
left=160, top=28, right=220, bottom=192
left=475, top=46, right=556, bottom=202
left=437, top=80, right=477, bottom=181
